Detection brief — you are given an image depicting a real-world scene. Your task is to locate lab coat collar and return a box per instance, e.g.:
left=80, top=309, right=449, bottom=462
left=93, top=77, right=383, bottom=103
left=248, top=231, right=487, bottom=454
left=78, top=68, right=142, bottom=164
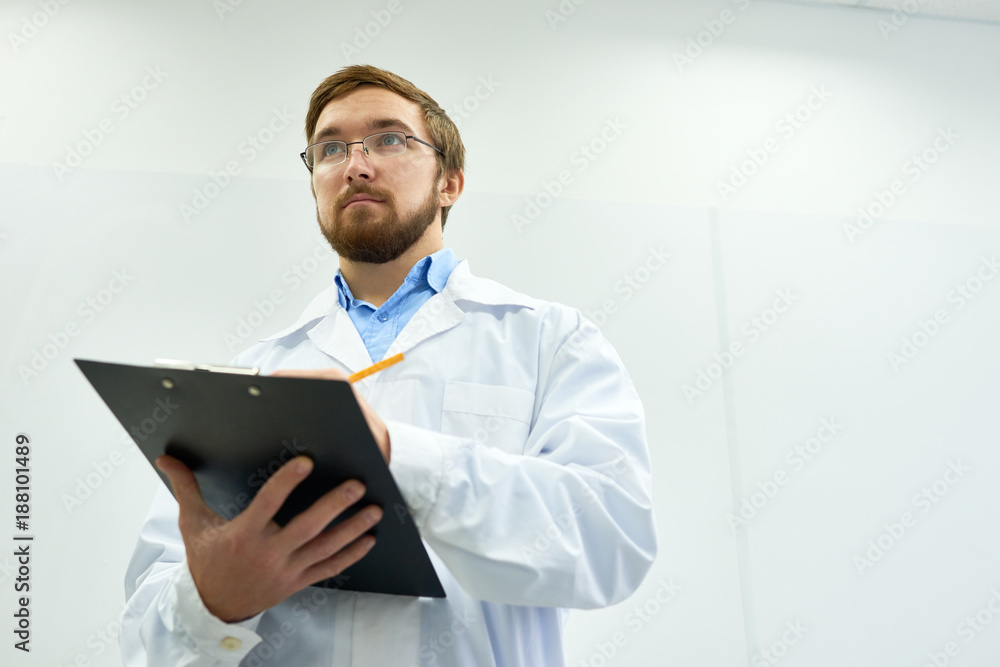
left=439, top=259, right=539, bottom=309
left=258, top=259, right=537, bottom=346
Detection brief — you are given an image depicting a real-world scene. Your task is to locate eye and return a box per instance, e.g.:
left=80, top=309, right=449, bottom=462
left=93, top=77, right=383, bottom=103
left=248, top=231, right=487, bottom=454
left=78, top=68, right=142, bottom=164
left=323, top=142, right=345, bottom=156
left=377, top=133, right=403, bottom=146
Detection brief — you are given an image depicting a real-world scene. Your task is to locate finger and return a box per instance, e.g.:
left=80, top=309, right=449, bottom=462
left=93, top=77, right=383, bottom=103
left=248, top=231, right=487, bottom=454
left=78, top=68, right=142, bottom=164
left=236, top=455, right=315, bottom=530
left=270, top=368, right=349, bottom=381
left=156, top=455, right=213, bottom=520
left=281, top=479, right=367, bottom=551
left=298, top=534, right=377, bottom=589
left=292, top=504, right=382, bottom=570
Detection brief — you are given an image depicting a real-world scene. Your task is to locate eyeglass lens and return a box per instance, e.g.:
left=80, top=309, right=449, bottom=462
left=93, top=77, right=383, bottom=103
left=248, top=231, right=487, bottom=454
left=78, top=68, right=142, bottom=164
left=306, top=132, right=408, bottom=167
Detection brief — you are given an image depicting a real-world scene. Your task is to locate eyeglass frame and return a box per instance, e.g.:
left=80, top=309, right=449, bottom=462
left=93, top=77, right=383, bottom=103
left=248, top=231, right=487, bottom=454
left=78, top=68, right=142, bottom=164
left=300, top=131, right=443, bottom=172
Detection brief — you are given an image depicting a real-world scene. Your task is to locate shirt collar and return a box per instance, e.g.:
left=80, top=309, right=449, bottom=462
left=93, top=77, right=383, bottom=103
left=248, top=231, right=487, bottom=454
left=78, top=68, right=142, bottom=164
left=259, top=251, right=536, bottom=343
left=333, top=248, right=458, bottom=309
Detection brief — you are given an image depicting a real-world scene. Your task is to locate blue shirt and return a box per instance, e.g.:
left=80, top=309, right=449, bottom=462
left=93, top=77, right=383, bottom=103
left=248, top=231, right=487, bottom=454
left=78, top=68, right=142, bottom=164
left=333, top=248, right=460, bottom=362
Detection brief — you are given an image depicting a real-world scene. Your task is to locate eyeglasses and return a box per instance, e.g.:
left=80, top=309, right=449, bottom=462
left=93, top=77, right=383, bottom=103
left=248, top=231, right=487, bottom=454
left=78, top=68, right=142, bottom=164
left=300, top=131, right=442, bottom=171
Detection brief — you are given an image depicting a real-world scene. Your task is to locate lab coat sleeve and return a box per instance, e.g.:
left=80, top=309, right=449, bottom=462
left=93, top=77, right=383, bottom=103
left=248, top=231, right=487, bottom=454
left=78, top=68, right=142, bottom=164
left=386, top=313, right=657, bottom=609
left=119, top=485, right=266, bottom=667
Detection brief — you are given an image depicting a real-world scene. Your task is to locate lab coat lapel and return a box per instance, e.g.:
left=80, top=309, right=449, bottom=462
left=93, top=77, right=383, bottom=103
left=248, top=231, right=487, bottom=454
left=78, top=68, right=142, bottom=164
left=385, top=259, right=539, bottom=358
left=306, top=305, right=373, bottom=372
left=290, top=260, right=532, bottom=367
left=385, top=291, right=465, bottom=358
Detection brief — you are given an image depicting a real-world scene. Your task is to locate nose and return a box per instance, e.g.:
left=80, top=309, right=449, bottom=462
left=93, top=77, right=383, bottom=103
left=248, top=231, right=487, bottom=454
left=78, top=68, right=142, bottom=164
left=343, top=141, right=373, bottom=182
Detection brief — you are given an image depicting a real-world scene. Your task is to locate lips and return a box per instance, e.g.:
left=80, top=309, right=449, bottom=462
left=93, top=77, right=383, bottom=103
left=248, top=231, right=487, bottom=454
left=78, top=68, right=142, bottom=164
left=342, top=195, right=384, bottom=208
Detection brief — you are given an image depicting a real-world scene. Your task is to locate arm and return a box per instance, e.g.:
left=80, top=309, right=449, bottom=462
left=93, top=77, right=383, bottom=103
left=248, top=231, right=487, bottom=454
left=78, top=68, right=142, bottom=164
left=388, top=315, right=657, bottom=609
left=120, top=456, right=379, bottom=666
left=120, top=486, right=264, bottom=667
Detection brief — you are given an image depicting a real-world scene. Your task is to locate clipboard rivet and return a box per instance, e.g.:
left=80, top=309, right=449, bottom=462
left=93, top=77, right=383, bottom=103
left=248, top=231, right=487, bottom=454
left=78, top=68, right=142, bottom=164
left=248, top=385, right=262, bottom=397
left=161, top=378, right=175, bottom=390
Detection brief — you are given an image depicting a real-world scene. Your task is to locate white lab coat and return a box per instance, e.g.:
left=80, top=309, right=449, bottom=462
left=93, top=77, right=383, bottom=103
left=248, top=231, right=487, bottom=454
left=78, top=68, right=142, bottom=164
left=120, top=259, right=657, bottom=667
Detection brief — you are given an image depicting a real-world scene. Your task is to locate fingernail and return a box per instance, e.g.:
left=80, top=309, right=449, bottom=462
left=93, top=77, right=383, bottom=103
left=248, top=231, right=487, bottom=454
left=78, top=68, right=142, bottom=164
left=364, top=507, right=383, bottom=525
left=295, top=457, right=313, bottom=474
left=345, top=481, right=365, bottom=501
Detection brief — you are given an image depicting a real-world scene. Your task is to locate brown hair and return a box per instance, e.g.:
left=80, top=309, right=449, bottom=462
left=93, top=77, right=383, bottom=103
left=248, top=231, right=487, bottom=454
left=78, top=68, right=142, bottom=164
left=305, top=65, right=465, bottom=228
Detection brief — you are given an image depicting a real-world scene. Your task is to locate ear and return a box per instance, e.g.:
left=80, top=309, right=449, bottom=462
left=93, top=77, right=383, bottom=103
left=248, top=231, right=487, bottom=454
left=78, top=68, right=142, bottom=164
left=437, top=169, right=464, bottom=208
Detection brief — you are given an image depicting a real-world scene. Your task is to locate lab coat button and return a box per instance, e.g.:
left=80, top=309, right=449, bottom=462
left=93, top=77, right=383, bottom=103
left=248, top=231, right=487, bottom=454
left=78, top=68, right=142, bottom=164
left=220, top=636, right=242, bottom=651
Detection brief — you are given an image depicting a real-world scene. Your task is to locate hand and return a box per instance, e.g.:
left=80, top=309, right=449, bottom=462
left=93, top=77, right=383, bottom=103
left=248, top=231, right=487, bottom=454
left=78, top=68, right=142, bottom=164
left=270, top=367, right=390, bottom=463
left=156, top=454, right=382, bottom=623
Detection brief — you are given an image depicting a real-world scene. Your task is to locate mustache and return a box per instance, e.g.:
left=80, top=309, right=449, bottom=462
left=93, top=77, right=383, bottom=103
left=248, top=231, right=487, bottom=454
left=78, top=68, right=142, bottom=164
left=335, top=184, right=395, bottom=209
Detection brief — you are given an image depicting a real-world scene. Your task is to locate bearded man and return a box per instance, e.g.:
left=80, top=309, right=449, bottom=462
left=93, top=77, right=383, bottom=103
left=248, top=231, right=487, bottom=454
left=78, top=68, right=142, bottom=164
left=121, top=65, right=657, bottom=667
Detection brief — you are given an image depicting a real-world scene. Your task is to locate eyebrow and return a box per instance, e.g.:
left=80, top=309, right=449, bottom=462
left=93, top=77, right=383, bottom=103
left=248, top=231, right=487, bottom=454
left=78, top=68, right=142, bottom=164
left=312, top=118, right=416, bottom=143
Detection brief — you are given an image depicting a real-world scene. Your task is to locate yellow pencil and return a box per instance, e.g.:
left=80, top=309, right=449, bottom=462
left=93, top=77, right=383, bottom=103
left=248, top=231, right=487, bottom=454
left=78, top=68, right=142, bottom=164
left=348, top=352, right=404, bottom=383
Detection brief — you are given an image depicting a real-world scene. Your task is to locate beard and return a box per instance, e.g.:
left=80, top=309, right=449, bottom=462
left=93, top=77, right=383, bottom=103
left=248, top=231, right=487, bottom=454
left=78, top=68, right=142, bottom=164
left=317, top=183, right=440, bottom=264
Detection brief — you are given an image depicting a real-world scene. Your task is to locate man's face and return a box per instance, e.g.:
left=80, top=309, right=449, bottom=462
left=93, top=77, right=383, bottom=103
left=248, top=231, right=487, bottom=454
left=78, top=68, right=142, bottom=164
left=310, top=86, right=443, bottom=264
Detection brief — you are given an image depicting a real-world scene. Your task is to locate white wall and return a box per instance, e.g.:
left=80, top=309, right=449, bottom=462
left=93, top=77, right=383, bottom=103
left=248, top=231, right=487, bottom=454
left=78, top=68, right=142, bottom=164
left=1, top=0, right=998, bottom=665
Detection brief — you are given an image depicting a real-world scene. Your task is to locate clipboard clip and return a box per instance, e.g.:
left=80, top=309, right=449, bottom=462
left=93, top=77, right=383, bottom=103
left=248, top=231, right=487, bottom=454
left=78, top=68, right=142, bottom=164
left=153, top=359, right=261, bottom=376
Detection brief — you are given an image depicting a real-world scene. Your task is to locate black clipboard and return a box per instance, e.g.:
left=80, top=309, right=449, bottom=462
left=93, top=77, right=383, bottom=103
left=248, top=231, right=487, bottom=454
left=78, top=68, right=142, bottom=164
left=75, top=358, right=445, bottom=598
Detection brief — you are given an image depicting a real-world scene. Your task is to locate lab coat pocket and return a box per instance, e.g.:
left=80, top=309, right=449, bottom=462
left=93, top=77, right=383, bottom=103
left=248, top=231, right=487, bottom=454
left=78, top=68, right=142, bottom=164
left=441, top=381, right=535, bottom=454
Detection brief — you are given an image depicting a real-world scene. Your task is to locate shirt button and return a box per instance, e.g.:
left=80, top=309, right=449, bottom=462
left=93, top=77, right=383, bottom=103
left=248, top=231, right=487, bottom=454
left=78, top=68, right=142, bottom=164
left=220, top=636, right=242, bottom=651
left=377, top=312, right=389, bottom=322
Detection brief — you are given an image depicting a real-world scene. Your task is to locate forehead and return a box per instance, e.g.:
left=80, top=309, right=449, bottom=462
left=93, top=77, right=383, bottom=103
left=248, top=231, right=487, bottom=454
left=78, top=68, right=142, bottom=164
left=313, top=86, right=426, bottom=140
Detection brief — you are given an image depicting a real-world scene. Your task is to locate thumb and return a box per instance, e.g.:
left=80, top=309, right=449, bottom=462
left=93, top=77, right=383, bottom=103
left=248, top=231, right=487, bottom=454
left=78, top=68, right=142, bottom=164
left=156, top=455, right=215, bottom=521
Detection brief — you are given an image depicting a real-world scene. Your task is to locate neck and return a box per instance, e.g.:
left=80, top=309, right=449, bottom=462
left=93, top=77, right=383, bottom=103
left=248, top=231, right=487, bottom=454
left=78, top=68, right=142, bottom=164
left=338, top=229, right=444, bottom=308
